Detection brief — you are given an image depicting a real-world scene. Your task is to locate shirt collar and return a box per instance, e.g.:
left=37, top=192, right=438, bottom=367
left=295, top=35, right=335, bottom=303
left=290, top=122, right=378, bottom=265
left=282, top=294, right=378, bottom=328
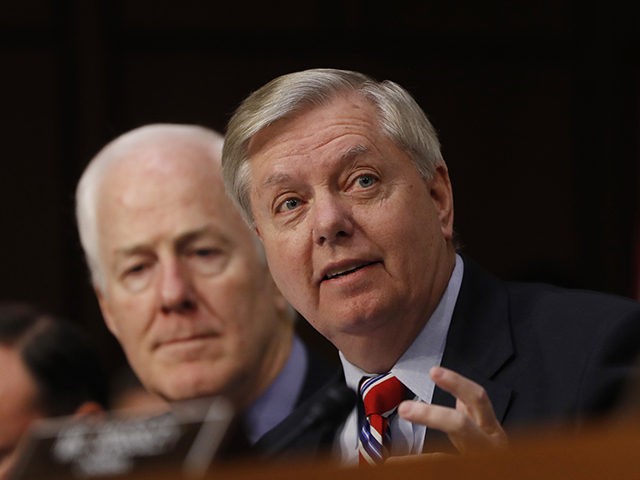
left=341, top=254, right=464, bottom=402
left=244, top=335, right=307, bottom=443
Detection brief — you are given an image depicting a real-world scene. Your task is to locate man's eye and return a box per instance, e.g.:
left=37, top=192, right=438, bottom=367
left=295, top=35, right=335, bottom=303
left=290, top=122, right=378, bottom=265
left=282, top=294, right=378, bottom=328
left=193, top=248, right=217, bottom=258
left=188, top=247, right=227, bottom=276
left=187, top=247, right=223, bottom=264
left=278, top=197, right=301, bottom=212
left=125, top=264, right=147, bottom=276
left=357, top=174, right=377, bottom=188
left=120, top=262, right=153, bottom=292
left=285, top=199, right=300, bottom=210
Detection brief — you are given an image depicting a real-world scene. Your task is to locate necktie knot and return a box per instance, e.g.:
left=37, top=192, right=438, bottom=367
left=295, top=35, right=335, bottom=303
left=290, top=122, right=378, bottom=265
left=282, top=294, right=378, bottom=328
left=360, top=373, right=408, bottom=418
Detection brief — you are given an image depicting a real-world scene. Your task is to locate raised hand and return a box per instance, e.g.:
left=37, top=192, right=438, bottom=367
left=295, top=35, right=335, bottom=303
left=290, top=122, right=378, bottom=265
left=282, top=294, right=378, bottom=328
left=397, top=366, right=508, bottom=454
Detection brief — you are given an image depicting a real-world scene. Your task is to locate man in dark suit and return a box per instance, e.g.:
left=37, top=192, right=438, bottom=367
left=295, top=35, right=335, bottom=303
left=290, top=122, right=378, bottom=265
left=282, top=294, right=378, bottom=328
left=220, top=68, right=640, bottom=463
left=75, top=124, right=336, bottom=451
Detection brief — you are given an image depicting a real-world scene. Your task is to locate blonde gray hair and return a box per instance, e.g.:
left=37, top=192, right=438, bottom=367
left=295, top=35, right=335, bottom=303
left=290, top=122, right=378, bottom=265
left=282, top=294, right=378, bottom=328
left=222, top=68, right=445, bottom=224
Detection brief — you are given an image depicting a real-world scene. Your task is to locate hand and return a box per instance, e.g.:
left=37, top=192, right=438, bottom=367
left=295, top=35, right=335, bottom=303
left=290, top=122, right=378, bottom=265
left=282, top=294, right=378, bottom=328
left=397, top=366, right=508, bottom=454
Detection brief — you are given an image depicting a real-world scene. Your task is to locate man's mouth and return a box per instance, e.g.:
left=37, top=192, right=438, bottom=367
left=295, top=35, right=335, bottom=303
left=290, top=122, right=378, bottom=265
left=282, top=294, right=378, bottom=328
left=322, top=261, right=378, bottom=281
left=154, top=332, right=218, bottom=350
left=164, top=334, right=209, bottom=345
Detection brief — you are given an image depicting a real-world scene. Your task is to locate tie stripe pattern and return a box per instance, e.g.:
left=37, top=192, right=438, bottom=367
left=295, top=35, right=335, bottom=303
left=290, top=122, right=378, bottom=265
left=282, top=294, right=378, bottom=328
left=358, top=373, right=407, bottom=465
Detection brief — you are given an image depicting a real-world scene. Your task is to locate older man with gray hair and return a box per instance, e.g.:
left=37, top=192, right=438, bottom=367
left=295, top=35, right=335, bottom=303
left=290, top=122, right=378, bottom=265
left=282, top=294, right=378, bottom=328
left=75, top=124, right=336, bottom=452
left=221, top=68, right=640, bottom=464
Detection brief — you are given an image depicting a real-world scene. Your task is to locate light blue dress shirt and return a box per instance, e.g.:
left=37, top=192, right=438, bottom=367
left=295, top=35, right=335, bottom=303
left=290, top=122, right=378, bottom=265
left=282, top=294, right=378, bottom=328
left=335, top=254, right=464, bottom=464
left=244, top=335, right=307, bottom=444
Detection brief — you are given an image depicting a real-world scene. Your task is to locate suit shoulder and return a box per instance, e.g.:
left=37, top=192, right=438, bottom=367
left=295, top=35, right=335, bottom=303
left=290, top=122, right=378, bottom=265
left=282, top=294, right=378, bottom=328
left=506, top=280, right=640, bottom=322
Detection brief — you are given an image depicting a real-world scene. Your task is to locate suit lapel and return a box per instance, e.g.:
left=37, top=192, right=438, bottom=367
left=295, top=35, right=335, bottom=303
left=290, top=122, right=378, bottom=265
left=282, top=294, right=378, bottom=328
left=424, top=256, right=514, bottom=452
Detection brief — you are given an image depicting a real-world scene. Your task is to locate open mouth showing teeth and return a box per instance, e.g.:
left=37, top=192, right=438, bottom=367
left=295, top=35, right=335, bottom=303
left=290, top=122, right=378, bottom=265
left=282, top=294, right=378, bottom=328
left=324, top=262, right=377, bottom=281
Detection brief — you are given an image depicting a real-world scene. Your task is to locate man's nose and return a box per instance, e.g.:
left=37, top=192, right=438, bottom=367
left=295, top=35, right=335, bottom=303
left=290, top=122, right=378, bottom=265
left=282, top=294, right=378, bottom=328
left=159, top=259, right=195, bottom=314
left=312, top=194, right=354, bottom=246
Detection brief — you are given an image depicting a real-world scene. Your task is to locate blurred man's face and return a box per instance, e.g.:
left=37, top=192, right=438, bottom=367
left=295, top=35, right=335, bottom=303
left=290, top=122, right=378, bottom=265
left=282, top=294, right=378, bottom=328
left=247, top=93, right=454, bottom=370
left=95, top=142, right=289, bottom=404
left=0, top=346, right=43, bottom=479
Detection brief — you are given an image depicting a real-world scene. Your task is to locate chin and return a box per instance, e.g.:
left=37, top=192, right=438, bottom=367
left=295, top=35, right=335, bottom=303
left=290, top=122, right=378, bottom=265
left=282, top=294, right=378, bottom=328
left=161, top=381, right=215, bottom=401
left=326, top=305, right=390, bottom=333
left=158, top=369, right=224, bottom=401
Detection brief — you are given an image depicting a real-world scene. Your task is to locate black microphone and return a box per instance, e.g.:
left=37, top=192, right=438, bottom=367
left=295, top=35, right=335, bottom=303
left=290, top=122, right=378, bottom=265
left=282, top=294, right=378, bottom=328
left=260, top=382, right=356, bottom=457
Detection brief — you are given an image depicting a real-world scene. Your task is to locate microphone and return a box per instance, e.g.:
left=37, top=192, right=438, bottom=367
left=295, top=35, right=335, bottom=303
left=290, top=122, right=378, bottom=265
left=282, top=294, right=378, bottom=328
left=260, top=382, right=356, bottom=457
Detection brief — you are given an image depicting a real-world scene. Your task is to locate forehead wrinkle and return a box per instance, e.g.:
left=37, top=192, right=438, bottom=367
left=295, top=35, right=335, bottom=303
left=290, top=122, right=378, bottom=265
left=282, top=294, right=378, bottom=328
left=261, top=171, right=293, bottom=190
left=259, top=143, right=370, bottom=190
left=113, top=225, right=215, bottom=260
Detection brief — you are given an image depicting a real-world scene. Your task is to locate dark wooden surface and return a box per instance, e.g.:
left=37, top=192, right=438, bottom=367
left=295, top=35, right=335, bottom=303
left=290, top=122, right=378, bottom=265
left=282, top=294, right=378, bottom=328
left=95, top=413, right=640, bottom=479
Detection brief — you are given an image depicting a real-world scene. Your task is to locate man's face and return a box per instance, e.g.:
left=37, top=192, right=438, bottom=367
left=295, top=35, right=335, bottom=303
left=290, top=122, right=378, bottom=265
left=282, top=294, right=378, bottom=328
left=95, top=143, right=288, bottom=404
left=248, top=93, right=454, bottom=368
left=0, top=346, right=43, bottom=479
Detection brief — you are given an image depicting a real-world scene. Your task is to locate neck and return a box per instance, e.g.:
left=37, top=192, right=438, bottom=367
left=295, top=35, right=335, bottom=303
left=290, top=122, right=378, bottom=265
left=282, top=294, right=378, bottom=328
left=339, top=250, right=456, bottom=373
left=339, top=334, right=406, bottom=374
left=237, top=320, right=294, bottom=411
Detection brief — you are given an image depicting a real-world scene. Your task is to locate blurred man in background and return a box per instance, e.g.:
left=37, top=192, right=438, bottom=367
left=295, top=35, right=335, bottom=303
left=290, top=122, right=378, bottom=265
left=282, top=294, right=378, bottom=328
left=75, top=124, right=336, bottom=452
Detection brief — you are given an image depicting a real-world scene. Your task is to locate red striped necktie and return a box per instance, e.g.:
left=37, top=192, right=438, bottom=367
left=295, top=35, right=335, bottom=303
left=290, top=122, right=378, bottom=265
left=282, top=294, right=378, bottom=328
left=358, top=373, right=408, bottom=466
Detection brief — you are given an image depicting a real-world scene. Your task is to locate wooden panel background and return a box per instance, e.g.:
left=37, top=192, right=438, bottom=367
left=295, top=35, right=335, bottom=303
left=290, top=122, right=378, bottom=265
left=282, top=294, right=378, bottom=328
left=0, top=0, right=638, bottom=371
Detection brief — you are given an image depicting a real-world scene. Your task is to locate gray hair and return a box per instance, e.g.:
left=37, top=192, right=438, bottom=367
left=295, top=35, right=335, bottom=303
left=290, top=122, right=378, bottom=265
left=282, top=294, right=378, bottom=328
left=75, top=124, right=225, bottom=290
left=222, top=68, right=445, bottom=225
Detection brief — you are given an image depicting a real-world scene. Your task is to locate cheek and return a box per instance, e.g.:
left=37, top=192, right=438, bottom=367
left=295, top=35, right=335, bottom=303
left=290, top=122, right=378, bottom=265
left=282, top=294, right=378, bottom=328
left=105, top=291, right=154, bottom=349
left=377, top=192, right=440, bottom=245
left=200, top=269, right=267, bottom=334
left=264, top=229, right=309, bottom=274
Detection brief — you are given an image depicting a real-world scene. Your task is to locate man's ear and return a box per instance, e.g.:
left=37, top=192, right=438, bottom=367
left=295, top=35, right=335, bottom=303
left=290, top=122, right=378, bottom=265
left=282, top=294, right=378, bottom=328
left=428, top=164, right=454, bottom=241
left=95, top=288, right=120, bottom=338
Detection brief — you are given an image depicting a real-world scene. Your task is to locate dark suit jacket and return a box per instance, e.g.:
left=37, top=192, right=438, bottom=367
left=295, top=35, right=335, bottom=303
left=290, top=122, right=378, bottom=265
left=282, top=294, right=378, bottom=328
left=295, top=340, right=340, bottom=409
left=264, top=256, right=640, bottom=458
left=218, top=339, right=339, bottom=460
left=425, top=256, right=640, bottom=451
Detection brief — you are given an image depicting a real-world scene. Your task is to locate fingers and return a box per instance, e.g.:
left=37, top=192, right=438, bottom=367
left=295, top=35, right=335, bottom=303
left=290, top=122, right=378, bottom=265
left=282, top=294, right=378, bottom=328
left=429, top=366, right=500, bottom=432
left=396, top=366, right=508, bottom=454
left=398, top=401, right=493, bottom=453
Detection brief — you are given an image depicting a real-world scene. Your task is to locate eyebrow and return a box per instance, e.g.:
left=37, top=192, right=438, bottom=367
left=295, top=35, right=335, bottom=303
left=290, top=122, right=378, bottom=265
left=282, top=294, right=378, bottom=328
left=175, top=227, right=220, bottom=251
left=114, top=244, right=151, bottom=259
left=342, top=144, right=369, bottom=159
left=113, top=226, right=215, bottom=258
left=260, top=144, right=370, bottom=189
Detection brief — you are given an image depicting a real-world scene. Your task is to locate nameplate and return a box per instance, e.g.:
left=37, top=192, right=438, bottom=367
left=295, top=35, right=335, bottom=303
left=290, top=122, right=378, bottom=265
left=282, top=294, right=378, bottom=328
left=11, top=396, right=233, bottom=479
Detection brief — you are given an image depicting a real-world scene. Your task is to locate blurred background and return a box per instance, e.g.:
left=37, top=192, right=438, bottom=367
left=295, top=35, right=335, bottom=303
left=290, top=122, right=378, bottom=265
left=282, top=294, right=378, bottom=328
left=1, top=0, right=639, bottom=372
